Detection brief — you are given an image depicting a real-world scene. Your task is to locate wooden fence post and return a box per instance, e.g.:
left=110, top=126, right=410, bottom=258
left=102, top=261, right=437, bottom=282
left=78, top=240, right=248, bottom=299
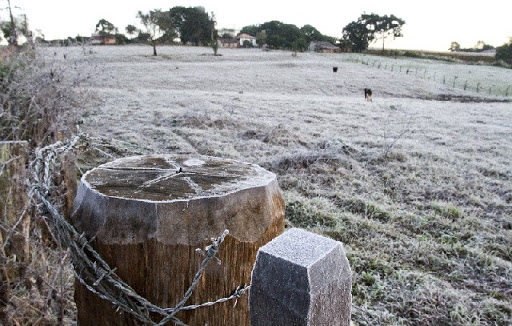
left=71, top=154, right=285, bottom=325
left=0, top=141, right=31, bottom=281
left=250, top=228, right=352, bottom=326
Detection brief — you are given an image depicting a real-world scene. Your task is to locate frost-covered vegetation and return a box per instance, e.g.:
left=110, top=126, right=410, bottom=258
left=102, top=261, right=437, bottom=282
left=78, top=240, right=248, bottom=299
left=65, top=45, right=511, bottom=325
left=0, top=47, right=91, bottom=325
left=3, top=44, right=511, bottom=325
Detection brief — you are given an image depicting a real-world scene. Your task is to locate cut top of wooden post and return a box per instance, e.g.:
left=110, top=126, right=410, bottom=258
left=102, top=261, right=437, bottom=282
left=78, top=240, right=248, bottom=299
left=71, top=154, right=284, bottom=246
left=81, top=155, right=275, bottom=201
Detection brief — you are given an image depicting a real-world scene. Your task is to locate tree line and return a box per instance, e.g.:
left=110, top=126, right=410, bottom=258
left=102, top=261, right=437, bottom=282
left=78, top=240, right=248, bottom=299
left=2, top=4, right=405, bottom=54
left=2, top=4, right=511, bottom=66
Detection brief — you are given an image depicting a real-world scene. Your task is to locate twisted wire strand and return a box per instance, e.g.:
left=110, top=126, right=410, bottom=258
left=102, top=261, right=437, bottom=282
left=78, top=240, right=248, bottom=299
left=30, top=134, right=250, bottom=326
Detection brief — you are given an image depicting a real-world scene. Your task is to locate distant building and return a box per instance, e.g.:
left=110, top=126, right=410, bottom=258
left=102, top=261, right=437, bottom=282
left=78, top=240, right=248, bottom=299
left=220, top=38, right=239, bottom=48
left=91, top=33, right=116, bottom=45
left=103, top=36, right=116, bottom=45
left=308, top=41, right=340, bottom=53
left=237, top=33, right=257, bottom=47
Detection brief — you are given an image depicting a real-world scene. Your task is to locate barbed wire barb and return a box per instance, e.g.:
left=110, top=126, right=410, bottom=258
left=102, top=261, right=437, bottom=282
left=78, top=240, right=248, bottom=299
left=30, top=135, right=249, bottom=325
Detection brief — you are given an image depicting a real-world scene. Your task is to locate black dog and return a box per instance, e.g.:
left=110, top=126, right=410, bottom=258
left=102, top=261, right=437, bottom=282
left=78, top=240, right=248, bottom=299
left=364, top=88, right=373, bottom=102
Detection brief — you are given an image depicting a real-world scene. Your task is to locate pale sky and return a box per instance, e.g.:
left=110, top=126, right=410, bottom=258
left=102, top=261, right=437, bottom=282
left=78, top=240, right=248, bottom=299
left=4, top=0, right=512, bottom=51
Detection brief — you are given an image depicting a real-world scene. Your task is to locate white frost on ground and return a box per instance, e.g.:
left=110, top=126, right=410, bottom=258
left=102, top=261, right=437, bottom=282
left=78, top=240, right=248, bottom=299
left=39, top=45, right=512, bottom=325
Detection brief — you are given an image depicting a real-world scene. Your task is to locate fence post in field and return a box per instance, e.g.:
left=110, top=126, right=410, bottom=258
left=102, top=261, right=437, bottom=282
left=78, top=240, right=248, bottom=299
left=0, top=141, right=31, bottom=281
left=70, top=154, right=285, bottom=325
left=250, top=228, right=352, bottom=326
left=506, top=86, right=511, bottom=97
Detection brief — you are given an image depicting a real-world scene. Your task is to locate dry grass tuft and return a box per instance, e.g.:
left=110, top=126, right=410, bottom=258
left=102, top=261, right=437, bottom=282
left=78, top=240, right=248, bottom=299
left=0, top=46, right=95, bottom=326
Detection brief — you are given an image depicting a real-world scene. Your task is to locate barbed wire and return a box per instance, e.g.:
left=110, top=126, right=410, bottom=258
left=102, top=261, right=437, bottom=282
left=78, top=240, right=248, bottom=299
left=30, top=133, right=249, bottom=325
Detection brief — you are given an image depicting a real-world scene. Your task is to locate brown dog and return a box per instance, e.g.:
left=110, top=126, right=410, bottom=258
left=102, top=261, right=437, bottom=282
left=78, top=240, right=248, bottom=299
left=364, top=88, right=373, bottom=102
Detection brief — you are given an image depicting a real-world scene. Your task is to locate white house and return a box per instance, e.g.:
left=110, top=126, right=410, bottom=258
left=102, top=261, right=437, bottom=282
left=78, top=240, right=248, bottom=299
left=237, top=33, right=257, bottom=47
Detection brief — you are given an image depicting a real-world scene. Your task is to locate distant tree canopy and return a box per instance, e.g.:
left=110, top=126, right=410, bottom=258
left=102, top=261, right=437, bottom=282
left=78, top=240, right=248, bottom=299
left=450, top=40, right=495, bottom=53
left=0, top=11, right=32, bottom=46
left=240, top=21, right=334, bottom=50
left=125, top=24, right=137, bottom=36
left=449, top=41, right=461, bottom=52
left=135, top=7, right=215, bottom=55
left=167, top=6, right=214, bottom=45
left=341, top=13, right=405, bottom=52
left=134, top=7, right=215, bottom=46
left=496, top=43, right=512, bottom=66
left=95, top=19, right=117, bottom=36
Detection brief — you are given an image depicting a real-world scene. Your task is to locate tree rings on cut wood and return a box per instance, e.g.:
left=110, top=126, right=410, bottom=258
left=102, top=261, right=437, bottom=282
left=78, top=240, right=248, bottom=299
left=71, top=154, right=285, bottom=325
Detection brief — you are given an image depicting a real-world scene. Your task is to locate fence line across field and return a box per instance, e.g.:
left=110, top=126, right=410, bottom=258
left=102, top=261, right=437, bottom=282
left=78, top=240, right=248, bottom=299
left=353, top=57, right=512, bottom=97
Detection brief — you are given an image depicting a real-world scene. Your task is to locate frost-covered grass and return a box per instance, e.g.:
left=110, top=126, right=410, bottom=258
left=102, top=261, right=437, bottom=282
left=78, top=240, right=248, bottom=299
left=345, top=52, right=512, bottom=97
left=48, top=45, right=511, bottom=325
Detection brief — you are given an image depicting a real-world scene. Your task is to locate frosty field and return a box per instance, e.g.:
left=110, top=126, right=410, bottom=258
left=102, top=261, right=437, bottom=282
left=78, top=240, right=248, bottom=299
left=45, top=45, right=511, bottom=325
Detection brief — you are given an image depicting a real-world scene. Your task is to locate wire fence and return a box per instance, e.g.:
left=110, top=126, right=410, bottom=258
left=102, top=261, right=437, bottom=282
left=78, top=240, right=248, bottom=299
left=352, top=57, right=512, bottom=98
left=30, top=134, right=249, bottom=326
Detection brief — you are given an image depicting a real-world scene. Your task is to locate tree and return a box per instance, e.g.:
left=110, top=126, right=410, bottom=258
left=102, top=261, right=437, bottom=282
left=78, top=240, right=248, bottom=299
left=256, top=30, right=267, bottom=47
left=341, top=20, right=370, bottom=52
left=342, top=13, right=405, bottom=52
left=370, top=14, right=405, bottom=52
left=240, top=21, right=333, bottom=51
left=300, top=24, right=324, bottom=44
left=209, top=12, right=219, bottom=55
left=168, top=6, right=212, bottom=46
left=449, top=41, right=461, bottom=52
left=240, top=25, right=260, bottom=37
left=496, top=43, right=512, bottom=65
left=115, top=33, right=129, bottom=45
left=292, top=37, right=308, bottom=54
left=4, top=0, right=17, bottom=46
left=0, top=1, right=33, bottom=47
left=259, top=21, right=301, bottom=49
left=125, top=24, right=137, bottom=36
left=242, top=21, right=295, bottom=49
left=221, top=32, right=235, bottom=39
left=475, top=40, right=486, bottom=50
left=473, top=40, right=494, bottom=51
left=137, top=10, right=164, bottom=56
left=95, top=19, right=116, bottom=36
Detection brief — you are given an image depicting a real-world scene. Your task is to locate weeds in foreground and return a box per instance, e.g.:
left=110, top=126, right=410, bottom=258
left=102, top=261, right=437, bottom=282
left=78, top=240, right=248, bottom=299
left=0, top=46, right=87, bottom=325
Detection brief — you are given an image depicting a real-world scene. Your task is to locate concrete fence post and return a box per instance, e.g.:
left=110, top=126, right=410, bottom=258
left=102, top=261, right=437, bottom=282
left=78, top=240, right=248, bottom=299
left=250, top=228, right=352, bottom=326
left=71, top=154, right=285, bottom=325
